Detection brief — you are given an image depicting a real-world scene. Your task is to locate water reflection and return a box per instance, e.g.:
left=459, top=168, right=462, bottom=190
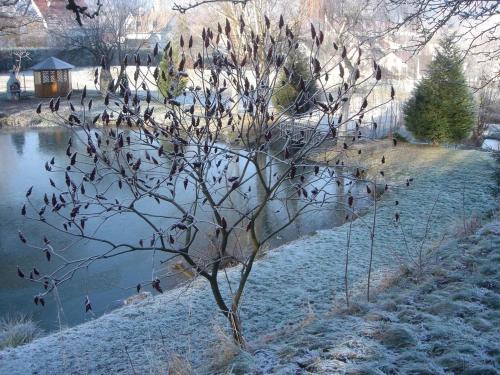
left=38, top=130, right=66, bottom=154
left=10, top=132, right=25, bottom=155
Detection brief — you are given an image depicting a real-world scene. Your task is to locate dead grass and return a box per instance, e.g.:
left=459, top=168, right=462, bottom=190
left=452, top=215, right=483, bottom=238
left=207, top=324, right=241, bottom=370
left=0, top=314, right=41, bottom=350
left=259, top=302, right=316, bottom=344
left=376, top=265, right=412, bottom=292
left=167, top=354, right=193, bottom=375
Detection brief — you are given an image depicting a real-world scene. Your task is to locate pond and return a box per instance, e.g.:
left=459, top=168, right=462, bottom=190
left=0, top=127, right=368, bottom=332
left=482, top=138, right=500, bottom=151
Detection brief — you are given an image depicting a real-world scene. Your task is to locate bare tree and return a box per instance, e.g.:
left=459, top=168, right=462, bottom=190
left=0, top=0, right=41, bottom=36
left=12, top=48, right=30, bottom=75
left=305, top=0, right=390, bottom=133
left=19, top=13, right=393, bottom=347
left=472, top=74, right=500, bottom=145
left=382, top=0, right=500, bottom=85
left=54, top=0, right=166, bottom=93
left=173, top=0, right=249, bottom=13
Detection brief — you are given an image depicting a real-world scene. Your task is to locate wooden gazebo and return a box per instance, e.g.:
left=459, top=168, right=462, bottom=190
left=31, top=57, right=74, bottom=98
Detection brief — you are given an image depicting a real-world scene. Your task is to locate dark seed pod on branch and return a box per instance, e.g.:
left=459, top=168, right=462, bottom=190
left=81, top=85, right=87, bottom=102
left=18, top=231, right=27, bottom=243
left=152, top=278, right=163, bottom=293
left=85, top=296, right=92, bottom=312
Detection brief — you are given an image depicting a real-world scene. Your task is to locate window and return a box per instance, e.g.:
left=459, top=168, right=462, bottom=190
left=57, top=70, right=68, bottom=83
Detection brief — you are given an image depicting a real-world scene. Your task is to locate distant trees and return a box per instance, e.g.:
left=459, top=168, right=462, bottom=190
left=272, top=49, right=319, bottom=116
left=0, top=0, right=41, bottom=36
left=383, top=0, right=499, bottom=87
left=404, top=37, right=475, bottom=144
left=472, top=76, right=500, bottom=146
left=56, top=0, right=146, bottom=93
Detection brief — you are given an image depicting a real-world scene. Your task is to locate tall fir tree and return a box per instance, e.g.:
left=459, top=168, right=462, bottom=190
left=157, top=42, right=187, bottom=99
left=272, top=48, right=318, bottom=116
left=404, top=36, right=475, bottom=144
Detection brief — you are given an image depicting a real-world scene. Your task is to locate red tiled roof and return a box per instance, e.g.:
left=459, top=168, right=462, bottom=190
left=32, top=0, right=89, bottom=26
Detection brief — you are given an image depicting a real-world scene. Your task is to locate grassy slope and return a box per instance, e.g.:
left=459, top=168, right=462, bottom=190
left=227, top=218, right=500, bottom=374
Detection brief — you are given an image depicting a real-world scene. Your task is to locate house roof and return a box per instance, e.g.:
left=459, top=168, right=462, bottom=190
left=31, top=57, right=75, bottom=71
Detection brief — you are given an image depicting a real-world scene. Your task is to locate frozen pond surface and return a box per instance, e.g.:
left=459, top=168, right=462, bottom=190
left=482, top=138, right=500, bottom=151
left=0, top=127, right=365, bottom=331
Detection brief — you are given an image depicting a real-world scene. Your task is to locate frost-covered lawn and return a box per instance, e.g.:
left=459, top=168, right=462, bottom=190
left=226, top=219, right=500, bottom=375
left=0, top=144, right=496, bottom=374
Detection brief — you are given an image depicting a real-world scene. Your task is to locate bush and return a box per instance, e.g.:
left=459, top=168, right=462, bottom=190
left=272, top=49, right=318, bottom=116
left=0, top=315, right=41, bottom=349
left=404, top=36, right=475, bottom=144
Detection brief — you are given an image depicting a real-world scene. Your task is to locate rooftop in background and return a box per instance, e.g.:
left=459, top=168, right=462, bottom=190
left=31, top=57, right=75, bottom=71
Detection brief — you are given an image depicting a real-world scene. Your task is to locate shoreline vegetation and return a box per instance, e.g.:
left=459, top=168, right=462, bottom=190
left=0, top=143, right=495, bottom=374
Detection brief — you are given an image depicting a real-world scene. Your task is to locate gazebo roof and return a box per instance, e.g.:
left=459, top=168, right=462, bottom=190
left=31, top=57, right=75, bottom=71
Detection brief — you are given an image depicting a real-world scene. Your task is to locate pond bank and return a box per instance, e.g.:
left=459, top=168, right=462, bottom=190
left=0, top=145, right=495, bottom=374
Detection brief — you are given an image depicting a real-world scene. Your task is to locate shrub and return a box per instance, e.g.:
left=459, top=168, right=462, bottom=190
left=0, top=315, right=41, bottom=349
left=404, top=36, right=475, bottom=144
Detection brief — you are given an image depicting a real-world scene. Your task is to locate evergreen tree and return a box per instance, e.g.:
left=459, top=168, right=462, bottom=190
left=404, top=36, right=475, bottom=144
left=272, top=48, right=318, bottom=116
left=157, top=43, right=187, bottom=98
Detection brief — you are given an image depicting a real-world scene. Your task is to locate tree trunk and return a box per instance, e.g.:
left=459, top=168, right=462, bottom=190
left=99, top=68, right=113, bottom=96
left=209, top=276, right=246, bottom=348
left=228, top=306, right=245, bottom=348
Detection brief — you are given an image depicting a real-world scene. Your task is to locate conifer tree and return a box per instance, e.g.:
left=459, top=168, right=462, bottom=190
left=404, top=36, right=475, bottom=144
left=157, top=43, right=187, bottom=98
left=272, top=49, right=318, bottom=116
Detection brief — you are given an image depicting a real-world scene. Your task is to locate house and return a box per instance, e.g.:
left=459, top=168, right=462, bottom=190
left=378, top=51, right=409, bottom=79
